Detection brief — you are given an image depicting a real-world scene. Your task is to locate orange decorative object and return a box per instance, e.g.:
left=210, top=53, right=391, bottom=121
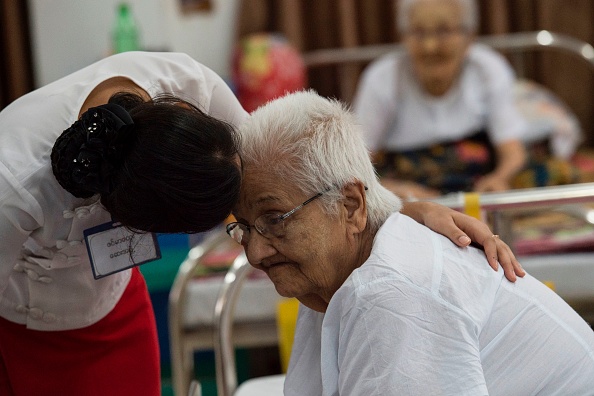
left=232, top=33, right=307, bottom=113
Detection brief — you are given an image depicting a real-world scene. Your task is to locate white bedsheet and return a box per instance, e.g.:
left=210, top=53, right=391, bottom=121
left=519, top=252, right=594, bottom=301
left=182, top=273, right=282, bottom=329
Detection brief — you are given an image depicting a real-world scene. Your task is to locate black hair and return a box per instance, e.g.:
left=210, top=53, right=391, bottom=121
left=51, top=92, right=242, bottom=234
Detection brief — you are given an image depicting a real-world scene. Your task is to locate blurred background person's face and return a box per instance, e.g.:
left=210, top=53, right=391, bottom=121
left=403, top=0, right=473, bottom=96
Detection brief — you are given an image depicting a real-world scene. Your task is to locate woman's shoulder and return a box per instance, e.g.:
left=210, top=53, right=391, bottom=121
left=362, top=51, right=405, bottom=77
left=345, top=214, right=438, bottom=291
left=466, top=43, right=514, bottom=75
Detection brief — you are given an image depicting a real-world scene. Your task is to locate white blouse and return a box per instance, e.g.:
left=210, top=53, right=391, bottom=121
left=353, top=43, right=527, bottom=152
left=0, top=51, right=248, bottom=330
left=285, top=213, right=594, bottom=395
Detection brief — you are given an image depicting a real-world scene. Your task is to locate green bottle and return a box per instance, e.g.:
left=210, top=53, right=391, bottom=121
left=112, top=3, right=140, bottom=53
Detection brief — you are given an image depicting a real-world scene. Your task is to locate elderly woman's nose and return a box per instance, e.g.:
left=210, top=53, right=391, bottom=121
left=245, top=231, right=277, bottom=267
left=420, top=36, right=440, bottom=52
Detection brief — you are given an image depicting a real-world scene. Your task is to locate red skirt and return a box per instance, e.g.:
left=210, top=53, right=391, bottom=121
left=0, top=267, right=160, bottom=396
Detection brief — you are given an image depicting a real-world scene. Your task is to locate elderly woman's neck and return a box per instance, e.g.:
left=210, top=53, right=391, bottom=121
left=422, top=78, right=456, bottom=96
left=301, top=228, right=377, bottom=313
left=354, top=227, right=376, bottom=270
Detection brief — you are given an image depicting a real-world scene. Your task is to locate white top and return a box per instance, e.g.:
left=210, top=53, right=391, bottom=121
left=0, top=51, right=248, bottom=331
left=285, top=213, right=594, bottom=396
left=353, top=43, right=527, bottom=152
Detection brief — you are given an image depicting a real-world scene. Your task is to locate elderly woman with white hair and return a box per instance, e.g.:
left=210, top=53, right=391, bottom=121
left=229, top=90, right=594, bottom=395
left=353, top=0, right=528, bottom=199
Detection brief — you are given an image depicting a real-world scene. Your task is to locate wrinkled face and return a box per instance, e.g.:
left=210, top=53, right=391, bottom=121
left=232, top=166, right=352, bottom=302
left=403, top=0, right=473, bottom=96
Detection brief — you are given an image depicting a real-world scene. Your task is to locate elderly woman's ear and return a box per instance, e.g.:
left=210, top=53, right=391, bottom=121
left=341, top=181, right=368, bottom=234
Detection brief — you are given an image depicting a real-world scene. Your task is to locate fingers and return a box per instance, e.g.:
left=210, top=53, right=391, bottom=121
left=501, top=260, right=517, bottom=283
left=450, top=210, right=492, bottom=245
left=482, top=233, right=525, bottom=282
left=457, top=234, right=472, bottom=246
left=424, top=204, right=473, bottom=247
left=433, top=214, right=473, bottom=247
left=481, top=235, right=500, bottom=271
left=432, top=219, right=472, bottom=247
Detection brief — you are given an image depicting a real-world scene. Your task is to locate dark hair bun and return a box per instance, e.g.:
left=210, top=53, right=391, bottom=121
left=51, top=104, right=135, bottom=198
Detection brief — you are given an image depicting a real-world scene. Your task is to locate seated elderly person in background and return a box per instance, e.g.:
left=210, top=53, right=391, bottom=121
left=230, top=90, right=594, bottom=395
left=353, top=0, right=527, bottom=199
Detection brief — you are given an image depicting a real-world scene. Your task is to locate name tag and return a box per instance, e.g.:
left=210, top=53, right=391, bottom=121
left=84, top=221, right=161, bottom=279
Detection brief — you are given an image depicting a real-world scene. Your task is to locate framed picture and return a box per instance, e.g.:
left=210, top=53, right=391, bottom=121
left=180, top=0, right=212, bottom=13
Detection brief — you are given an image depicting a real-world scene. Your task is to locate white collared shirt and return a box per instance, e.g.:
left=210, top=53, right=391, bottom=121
left=285, top=213, right=594, bottom=395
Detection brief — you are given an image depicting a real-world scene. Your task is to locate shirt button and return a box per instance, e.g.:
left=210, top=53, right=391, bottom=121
left=15, top=305, right=28, bottom=314
left=26, top=270, right=40, bottom=281
left=42, top=312, right=57, bottom=323
left=75, top=208, right=90, bottom=218
left=29, top=308, right=43, bottom=320
left=63, top=210, right=75, bottom=219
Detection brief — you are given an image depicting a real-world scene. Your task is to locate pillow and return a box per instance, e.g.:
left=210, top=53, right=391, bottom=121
left=514, top=79, right=583, bottom=159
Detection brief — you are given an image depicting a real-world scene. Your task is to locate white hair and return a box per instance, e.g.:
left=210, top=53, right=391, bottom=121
left=238, top=90, right=402, bottom=231
left=396, top=0, right=479, bottom=33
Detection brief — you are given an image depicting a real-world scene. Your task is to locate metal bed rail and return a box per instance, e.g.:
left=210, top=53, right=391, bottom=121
left=302, top=30, right=594, bottom=69
left=431, top=182, right=594, bottom=211
left=431, top=182, right=594, bottom=244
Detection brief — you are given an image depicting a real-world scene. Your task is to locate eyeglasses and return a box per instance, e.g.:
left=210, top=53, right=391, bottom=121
left=407, top=26, right=467, bottom=42
left=226, top=191, right=325, bottom=245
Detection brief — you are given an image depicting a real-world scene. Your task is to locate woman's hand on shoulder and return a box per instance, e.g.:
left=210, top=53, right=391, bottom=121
left=401, top=201, right=525, bottom=282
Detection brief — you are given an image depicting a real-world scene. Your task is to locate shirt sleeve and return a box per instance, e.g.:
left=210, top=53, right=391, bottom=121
left=352, top=58, right=397, bottom=152
left=127, top=52, right=249, bottom=130
left=197, top=62, right=249, bottom=129
left=328, top=276, right=489, bottom=396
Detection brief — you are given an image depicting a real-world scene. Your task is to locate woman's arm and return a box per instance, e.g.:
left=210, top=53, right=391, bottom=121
left=401, top=200, right=525, bottom=281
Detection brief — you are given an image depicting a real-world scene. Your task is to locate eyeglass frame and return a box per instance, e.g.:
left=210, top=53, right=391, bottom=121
left=226, top=191, right=325, bottom=245
left=405, top=25, right=469, bottom=42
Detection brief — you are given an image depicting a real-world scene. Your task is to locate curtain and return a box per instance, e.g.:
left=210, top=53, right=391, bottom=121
left=0, top=0, right=34, bottom=110
left=236, top=0, right=594, bottom=145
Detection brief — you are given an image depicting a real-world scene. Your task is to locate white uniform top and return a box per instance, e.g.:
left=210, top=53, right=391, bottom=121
left=0, top=51, right=248, bottom=331
left=285, top=213, right=594, bottom=395
left=353, top=43, right=527, bottom=152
